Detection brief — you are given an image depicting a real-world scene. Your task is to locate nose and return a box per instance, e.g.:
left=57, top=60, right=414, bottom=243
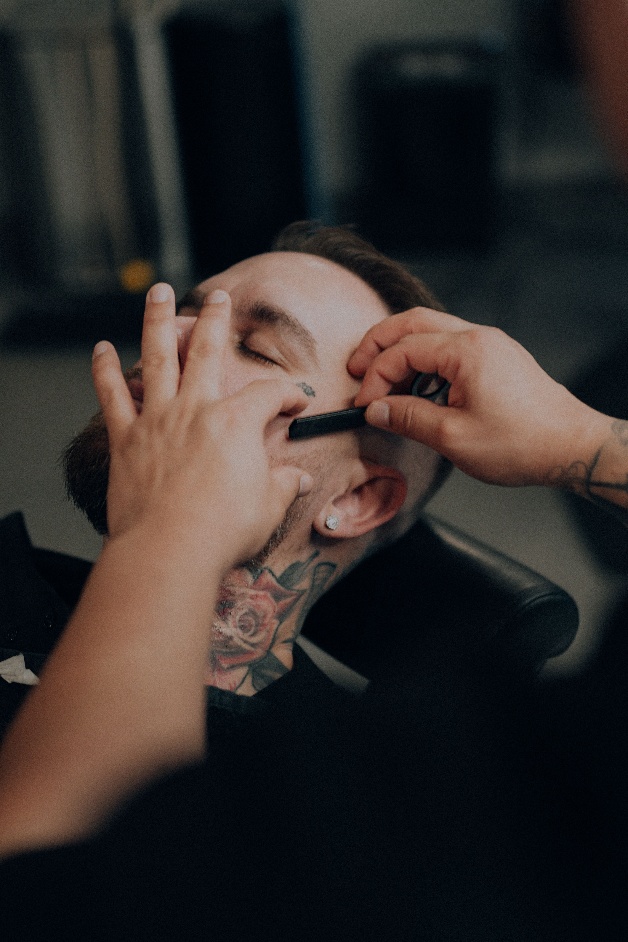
left=176, top=315, right=198, bottom=369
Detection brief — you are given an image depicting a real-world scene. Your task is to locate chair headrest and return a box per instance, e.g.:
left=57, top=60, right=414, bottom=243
left=302, top=514, right=579, bottom=682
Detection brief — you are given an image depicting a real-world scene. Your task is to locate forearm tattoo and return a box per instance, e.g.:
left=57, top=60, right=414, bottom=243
left=550, top=419, right=628, bottom=525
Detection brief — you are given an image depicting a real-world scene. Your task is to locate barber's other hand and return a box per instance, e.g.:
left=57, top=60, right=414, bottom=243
left=349, top=308, right=602, bottom=487
left=91, top=284, right=312, bottom=568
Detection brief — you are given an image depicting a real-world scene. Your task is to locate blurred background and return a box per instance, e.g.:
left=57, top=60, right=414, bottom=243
left=0, top=0, right=627, bottom=675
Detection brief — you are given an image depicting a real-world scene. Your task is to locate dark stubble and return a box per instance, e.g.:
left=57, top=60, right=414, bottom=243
left=62, top=407, right=307, bottom=565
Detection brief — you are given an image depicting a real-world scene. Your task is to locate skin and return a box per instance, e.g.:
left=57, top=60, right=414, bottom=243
left=0, top=283, right=311, bottom=855
left=3, top=269, right=621, bottom=859
left=0, top=253, right=411, bottom=855
left=133, top=252, right=407, bottom=695
left=349, top=307, right=628, bottom=527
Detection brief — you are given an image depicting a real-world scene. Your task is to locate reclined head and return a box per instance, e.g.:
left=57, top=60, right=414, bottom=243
left=64, top=222, right=451, bottom=692
left=65, top=221, right=450, bottom=578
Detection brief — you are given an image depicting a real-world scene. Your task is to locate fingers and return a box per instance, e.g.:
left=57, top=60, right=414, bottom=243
left=354, top=332, right=460, bottom=405
left=92, top=341, right=136, bottom=441
left=348, top=307, right=472, bottom=378
left=140, top=284, right=180, bottom=413
left=179, top=289, right=231, bottom=401
left=272, top=465, right=314, bottom=505
left=364, top=395, right=449, bottom=452
left=229, top=378, right=311, bottom=435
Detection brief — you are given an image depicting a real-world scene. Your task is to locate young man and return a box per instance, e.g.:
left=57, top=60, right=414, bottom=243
left=60, top=221, right=449, bottom=698
left=6, top=222, right=609, bottom=940
left=1, top=224, right=493, bottom=941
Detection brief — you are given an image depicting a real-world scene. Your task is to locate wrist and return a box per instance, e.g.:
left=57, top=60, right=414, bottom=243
left=105, top=511, right=237, bottom=583
left=542, top=398, right=612, bottom=494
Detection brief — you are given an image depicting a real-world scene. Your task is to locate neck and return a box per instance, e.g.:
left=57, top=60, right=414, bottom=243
left=204, top=550, right=337, bottom=696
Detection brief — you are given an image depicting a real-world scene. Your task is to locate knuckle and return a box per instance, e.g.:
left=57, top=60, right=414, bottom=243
left=395, top=400, right=418, bottom=437
left=463, top=326, right=485, bottom=349
left=466, top=324, right=500, bottom=348
left=403, top=307, right=429, bottom=323
left=186, top=335, right=217, bottom=361
left=143, top=306, right=169, bottom=328
left=462, top=326, right=498, bottom=363
left=141, top=350, right=169, bottom=372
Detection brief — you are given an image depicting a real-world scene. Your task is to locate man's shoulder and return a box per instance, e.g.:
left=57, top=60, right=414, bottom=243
left=0, top=512, right=92, bottom=734
left=0, top=511, right=91, bottom=650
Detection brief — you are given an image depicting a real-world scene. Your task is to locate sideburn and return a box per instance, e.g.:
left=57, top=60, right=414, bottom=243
left=247, top=495, right=306, bottom=569
left=62, top=411, right=111, bottom=535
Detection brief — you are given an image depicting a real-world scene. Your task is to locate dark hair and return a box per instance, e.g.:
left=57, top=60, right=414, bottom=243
left=271, top=221, right=445, bottom=315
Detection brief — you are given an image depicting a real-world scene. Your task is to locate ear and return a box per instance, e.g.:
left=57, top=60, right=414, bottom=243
left=313, top=460, right=408, bottom=540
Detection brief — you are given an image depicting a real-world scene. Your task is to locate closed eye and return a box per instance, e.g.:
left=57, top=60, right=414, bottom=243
left=237, top=341, right=280, bottom=367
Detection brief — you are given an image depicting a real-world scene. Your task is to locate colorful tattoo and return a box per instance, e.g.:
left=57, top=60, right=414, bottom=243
left=207, top=552, right=336, bottom=694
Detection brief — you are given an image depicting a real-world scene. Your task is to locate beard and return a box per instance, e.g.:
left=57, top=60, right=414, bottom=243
left=62, top=405, right=307, bottom=565
left=62, top=409, right=111, bottom=536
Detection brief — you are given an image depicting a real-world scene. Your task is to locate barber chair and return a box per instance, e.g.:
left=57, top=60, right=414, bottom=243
left=21, top=510, right=588, bottom=932
left=26, top=510, right=578, bottom=690
left=301, top=513, right=583, bottom=936
left=302, top=513, right=579, bottom=689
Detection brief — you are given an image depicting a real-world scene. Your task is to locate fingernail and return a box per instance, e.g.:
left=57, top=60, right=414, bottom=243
left=367, top=401, right=390, bottom=428
left=93, top=341, right=109, bottom=358
left=208, top=289, right=229, bottom=304
left=149, top=283, right=171, bottom=303
left=298, top=473, right=314, bottom=497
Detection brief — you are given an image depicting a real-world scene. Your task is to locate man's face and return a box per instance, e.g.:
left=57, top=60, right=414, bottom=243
left=176, top=251, right=387, bottom=412
left=64, top=251, right=391, bottom=556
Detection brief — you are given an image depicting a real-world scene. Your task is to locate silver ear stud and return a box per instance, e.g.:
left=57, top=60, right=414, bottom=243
left=325, top=514, right=339, bottom=531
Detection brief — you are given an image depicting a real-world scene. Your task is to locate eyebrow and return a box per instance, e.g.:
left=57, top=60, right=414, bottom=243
left=176, top=290, right=320, bottom=369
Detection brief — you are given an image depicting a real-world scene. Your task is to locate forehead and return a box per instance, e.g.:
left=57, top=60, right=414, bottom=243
left=196, top=251, right=389, bottom=363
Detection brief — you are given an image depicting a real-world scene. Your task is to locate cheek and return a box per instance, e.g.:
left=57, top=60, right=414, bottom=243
left=285, top=440, right=352, bottom=498
left=267, top=419, right=359, bottom=496
left=221, top=362, right=262, bottom=398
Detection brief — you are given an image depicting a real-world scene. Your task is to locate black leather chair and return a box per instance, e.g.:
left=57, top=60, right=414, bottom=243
left=302, top=513, right=584, bottom=939
left=302, top=513, right=579, bottom=684
left=25, top=514, right=591, bottom=939
left=27, top=510, right=579, bottom=688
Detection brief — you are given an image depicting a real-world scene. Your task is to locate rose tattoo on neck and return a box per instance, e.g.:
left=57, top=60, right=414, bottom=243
left=207, top=553, right=336, bottom=695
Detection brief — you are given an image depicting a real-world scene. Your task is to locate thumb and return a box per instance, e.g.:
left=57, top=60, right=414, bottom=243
left=365, top=396, right=444, bottom=447
left=272, top=467, right=314, bottom=508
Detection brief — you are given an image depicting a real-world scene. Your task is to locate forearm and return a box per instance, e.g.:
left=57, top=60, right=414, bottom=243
left=0, top=284, right=311, bottom=859
left=548, top=413, right=628, bottom=526
left=0, top=526, right=221, bottom=857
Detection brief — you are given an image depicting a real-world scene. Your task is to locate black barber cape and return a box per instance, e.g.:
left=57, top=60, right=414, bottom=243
left=0, top=512, right=582, bottom=941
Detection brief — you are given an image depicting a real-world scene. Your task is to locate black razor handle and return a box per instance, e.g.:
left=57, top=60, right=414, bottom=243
left=288, top=407, right=367, bottom=439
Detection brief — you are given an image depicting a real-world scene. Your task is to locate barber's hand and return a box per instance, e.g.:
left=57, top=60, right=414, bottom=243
left=349, top=308, right=601, bottom=487
left=91, top=284, right=312, bottom=567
